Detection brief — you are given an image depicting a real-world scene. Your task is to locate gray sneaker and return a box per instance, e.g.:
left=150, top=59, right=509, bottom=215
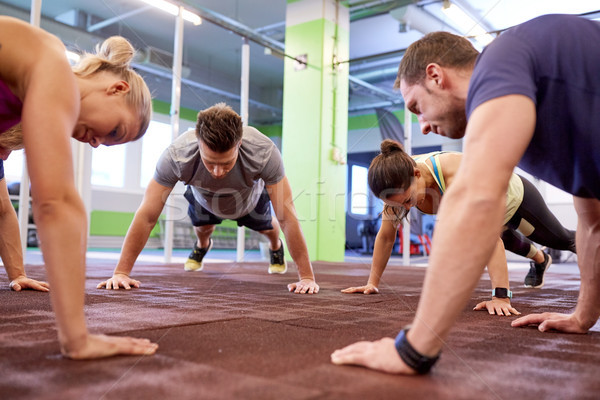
left=524, top=252, right=552, bottom=288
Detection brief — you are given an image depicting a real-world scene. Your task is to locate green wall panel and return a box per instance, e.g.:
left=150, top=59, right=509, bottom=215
left=254, top=124, right=282, bottom=138
left=282, top=11, right=349, bottom=262
left=90, top=210, right=160, bottom=238
left=151, top=99, right=197, bottom=122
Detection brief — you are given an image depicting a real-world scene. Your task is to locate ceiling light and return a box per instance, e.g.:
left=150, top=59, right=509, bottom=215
left=182, top=9, right=202, bottom=25
left=442, top=1, right=494, bottom=47
left=140, top=0, right=201, bottom=25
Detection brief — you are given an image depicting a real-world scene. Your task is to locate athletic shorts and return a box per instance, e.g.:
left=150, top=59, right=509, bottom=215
left=183, top=186, right=274, bottom=232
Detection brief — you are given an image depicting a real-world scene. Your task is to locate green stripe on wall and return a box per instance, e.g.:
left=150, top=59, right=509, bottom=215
left=152, top=100, right=282, bottom=138
left=347, top=110, right=414, bottom=130
left=90, top=210, right=160, bottom=238
left=152, top=102, right=415, bottom=137
left=89, top=211, right=243, bottom=239
left=254, top=124, right=282, bottom=138
left=255, top=111, right=415, bottom=135
left=152, top=99, right=198, bottom=122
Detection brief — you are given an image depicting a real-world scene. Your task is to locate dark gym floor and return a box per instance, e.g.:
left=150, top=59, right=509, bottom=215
left=1, top=252, right=598, bottom=400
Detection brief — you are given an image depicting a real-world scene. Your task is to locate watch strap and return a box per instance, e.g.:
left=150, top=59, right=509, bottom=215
left=394, top=327, right=440, bottom=374
left=492, top=287, right=512, bottom=299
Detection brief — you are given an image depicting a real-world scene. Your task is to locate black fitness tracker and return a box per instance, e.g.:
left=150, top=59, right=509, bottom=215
left=394, top=327, right=441, bottom=374
left=492, top=287, right=513, bottom=299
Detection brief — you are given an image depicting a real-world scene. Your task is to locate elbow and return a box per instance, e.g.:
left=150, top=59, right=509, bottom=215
left=377, top=232, right=396, bottom=248
left=470, top=193, right=504, bottom=212
left=0, top=197, right=14, bottom=217
left=275, top=212, right=297, bottom=232
left=134, top=208, right=161, bottom=228
left=461, top=193, right=505, bottom=224
left=32, top=188, right=85, bottom=220
left=32, top=194, right=85, bottom=224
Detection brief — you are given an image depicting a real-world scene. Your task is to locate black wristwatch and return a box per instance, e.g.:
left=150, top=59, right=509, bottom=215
left=492, top=287, right=512, bottom=299
left=394, top=327, right=441, bottom=374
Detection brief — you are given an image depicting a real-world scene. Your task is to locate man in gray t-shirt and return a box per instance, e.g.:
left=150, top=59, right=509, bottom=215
left=98, top=103, right=319, bottom=294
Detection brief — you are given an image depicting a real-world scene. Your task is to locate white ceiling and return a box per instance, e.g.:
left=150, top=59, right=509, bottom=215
left=1, top=0, right=598, bottom=125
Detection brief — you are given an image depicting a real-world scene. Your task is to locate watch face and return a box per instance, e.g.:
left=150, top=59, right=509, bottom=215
left=493, top=288, right=509, bottom=298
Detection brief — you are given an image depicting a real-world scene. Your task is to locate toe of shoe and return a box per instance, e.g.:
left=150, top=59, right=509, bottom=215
left=268, top=264, right=287, bottom=274
left=184, top=260, right=203, bottom=271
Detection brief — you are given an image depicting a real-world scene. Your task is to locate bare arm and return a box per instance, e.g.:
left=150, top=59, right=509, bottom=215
left=0, top=179, right=49, bottom=291
left=22, top=29, right=95, bottom=356
left=97, top=179, right=172, bottom=289
left=341, top=217, right=397, bottom=294
left=1, top=19, right=157, bottom=358
left=512, top=196, right=600, bottom=332
left=332, top=95, right=536, bottom=373
left=266, top=177, right=318, bottom=294
left=569, top=197, right=600, bottom=328
left=473, top=237, right=520, bottom=316
left=407, top=95, right=535, bottom=356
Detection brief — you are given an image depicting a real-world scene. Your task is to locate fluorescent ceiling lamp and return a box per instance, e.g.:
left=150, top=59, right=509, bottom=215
left=442, top=1, right=494, bottom=47
left=182, top=9, right=201, bottom=25
left=140, top=0, right=202, bottom=25
left=65, top=50, right=80, bottom=64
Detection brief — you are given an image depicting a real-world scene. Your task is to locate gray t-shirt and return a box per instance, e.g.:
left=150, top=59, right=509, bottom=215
left=154, top=126, right=285, bottom=219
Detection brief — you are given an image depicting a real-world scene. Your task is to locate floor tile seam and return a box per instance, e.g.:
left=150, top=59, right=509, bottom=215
left=104, top=317, right=249, bottom=335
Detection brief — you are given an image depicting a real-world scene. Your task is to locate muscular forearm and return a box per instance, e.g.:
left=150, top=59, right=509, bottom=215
left=280, top=220, right=315, bottom=281
left=573, top=198, right=600, bottom=329
left=409, top=191, right=505, bottom=356
left=114, top=213, right=157, bottom=275
left=575, top=280, right=600, bottom=330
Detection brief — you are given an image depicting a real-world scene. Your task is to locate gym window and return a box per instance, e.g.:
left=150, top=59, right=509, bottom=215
left=350, top=164, right=369, bottom=215
left=91, top=143, right=126, bottom=187
left=140, top=120, right=173, bottom=187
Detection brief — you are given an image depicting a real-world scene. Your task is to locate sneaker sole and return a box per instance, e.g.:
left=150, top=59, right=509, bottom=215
left=184, top=261, right=204, bottom=272
left=268, top=260, right=288, bottom=274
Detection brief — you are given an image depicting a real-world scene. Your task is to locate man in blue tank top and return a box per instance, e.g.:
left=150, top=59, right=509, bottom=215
left=331, top=14, right=600, bottom=375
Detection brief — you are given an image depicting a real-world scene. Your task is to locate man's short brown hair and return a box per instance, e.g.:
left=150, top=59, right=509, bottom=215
left=395, top=31, right=479, bottom=88
left=195, top=102, right=243, bottom=152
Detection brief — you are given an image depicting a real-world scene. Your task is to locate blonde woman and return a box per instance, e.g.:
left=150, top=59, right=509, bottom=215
left=0, top=16, right=157, bottom=359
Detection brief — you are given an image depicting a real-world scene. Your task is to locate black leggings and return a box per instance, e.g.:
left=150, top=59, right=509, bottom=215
left=501, top=175, right=576, bottom=258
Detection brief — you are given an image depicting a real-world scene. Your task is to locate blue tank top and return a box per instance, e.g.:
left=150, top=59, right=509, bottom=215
left=413, top=152, right=449, bottom=193
left=466, top=14, right=600, bottom=199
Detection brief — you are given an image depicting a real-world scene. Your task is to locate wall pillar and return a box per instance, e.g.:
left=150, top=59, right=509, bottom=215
left=282, top=0, right=349, bottom=261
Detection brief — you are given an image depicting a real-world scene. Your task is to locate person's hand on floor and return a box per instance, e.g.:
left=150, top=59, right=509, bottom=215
left=61, top=333, right=158, bottom=359
left=9, top=275, right=50, bottom=292
left=341, top=283, right=379, bottom=295
left=288, top=278, right=319, bottom=294
left=511, top=312, right=589, bottom=333
left=97, top=273, right=140, bottom=290
left=331, top=337, right=417, bottom=375
left=473, top=298, right=521, bottom=316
